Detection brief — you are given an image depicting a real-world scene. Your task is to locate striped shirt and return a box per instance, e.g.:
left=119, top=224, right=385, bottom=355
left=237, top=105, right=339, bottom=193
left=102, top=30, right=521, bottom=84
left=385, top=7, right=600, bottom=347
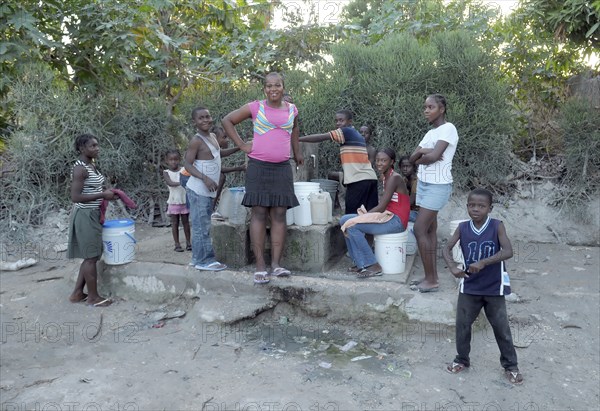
left=72, top=159, right=105, bottom=209
left=249, top=100, right=298, bottom=163
left=329, top=127, right=377, bottom=184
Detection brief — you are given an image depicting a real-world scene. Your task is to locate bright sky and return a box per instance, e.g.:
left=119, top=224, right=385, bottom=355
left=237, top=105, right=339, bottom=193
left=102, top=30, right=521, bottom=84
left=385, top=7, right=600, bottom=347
left=272, top=0, right=519, bottom=28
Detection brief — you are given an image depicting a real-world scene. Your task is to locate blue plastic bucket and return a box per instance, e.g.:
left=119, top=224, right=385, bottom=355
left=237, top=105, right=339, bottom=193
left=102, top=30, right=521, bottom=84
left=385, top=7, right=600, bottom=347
left=102, top=219, right=136, bottom=265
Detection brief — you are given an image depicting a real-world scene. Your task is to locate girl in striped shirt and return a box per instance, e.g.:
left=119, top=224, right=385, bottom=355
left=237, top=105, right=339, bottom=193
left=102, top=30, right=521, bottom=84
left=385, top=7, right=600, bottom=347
left=67, top=134, right=116, bottom=307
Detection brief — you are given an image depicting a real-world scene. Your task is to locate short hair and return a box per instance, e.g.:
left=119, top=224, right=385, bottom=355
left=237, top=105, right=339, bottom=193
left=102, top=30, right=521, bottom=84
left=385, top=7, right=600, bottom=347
left=191, top=106, right=208, bottom=120
left=469, top=188, right=493, bottom=205
left=336, top=109, right=353, bottom=121
left=398, top=155, right=412, bottom=164
left=378, top=147, right=397, bottom=163
left=165, top=149, right=181, bottom=159
left=427, top=93, right=447, bottom=114
left=74, top=133, right=97, bottom=153
left=263, top=72, right=284, bottom=87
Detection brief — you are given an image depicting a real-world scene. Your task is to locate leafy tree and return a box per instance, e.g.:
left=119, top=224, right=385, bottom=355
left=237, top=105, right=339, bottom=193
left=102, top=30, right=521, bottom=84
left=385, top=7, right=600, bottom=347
left=515, top=0, right=599, bottom=54
left=496, top=0, right=598, bottom=160
left=0, top=0, right=334, bottom=119
left=341, top=0, right=502, bottom=45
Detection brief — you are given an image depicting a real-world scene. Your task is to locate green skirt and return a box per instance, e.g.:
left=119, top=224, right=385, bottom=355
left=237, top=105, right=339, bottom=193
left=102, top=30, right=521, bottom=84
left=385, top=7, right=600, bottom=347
left=67, top=207, right=103, bottom=259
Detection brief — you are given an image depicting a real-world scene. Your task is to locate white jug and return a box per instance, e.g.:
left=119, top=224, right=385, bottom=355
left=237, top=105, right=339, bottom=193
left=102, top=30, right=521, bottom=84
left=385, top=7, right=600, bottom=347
left=309, top=192, right=328, bottom=225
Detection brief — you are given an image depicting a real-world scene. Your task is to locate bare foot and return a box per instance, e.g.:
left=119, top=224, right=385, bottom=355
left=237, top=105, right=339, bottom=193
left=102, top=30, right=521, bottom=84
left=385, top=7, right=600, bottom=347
left=69, top=292, right=88, bottom=303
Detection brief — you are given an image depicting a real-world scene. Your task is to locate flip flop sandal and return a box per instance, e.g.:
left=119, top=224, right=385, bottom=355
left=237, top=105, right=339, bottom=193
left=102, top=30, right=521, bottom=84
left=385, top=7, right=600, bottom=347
left=174, top=245, right=184, bottom=252
left=89, top=298, right=112, bottom=308
left=253, top=271, right=270, bottom=284
left=356, top=268, right=382, bottom=279
left=195, top=262, right=227, bottom=271
left=446, top=362, right=468, bottom=374
left=271, top=267, right=291, bottom=277
left=505, top=370, right=523, bottom=385
left=409, top=279, right=424, bottom=286
left=186, top=244, right=192, bottom=251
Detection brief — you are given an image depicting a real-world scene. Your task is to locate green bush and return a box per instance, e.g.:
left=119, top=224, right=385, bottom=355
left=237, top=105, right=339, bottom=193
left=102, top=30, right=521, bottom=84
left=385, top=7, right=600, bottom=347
left=297, top=31, right=515, bottom=189
left=560, top=97, right=600, bottom=198
left=0, top=66, right=176, bottom=236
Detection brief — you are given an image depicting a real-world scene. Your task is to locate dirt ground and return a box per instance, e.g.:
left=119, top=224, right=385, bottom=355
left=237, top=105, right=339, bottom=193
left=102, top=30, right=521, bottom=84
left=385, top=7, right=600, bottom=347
left=1, top=193, right=599, bottom=410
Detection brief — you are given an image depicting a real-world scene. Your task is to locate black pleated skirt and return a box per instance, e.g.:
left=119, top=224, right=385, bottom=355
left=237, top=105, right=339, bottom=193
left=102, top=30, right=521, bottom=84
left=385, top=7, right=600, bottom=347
left=243, top=158, right=299, bottom=209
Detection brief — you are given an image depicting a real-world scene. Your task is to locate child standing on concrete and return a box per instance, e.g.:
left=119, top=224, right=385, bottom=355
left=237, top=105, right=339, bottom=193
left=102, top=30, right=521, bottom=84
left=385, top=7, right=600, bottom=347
left=184, top=107, right=228, bottom=271
left=163, top=149, right=191, bottom=252
left=443, top=188, right=523, bottom=385
left=300, top=110, right=378, bottom=214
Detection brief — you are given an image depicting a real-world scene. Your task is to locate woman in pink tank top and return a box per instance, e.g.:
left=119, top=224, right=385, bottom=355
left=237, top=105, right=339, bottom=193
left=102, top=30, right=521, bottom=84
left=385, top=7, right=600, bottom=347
left=222, top=73, right=304, bottom=285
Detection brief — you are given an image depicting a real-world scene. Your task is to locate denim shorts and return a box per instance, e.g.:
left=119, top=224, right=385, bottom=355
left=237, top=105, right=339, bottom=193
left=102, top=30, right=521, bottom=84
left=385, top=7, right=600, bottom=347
left=416, top=180, right=452, bottom=211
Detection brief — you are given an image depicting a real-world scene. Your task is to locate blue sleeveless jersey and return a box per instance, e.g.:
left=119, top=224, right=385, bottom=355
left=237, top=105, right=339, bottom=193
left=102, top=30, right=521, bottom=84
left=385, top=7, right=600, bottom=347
left=459, top=217, right=511, bottom=296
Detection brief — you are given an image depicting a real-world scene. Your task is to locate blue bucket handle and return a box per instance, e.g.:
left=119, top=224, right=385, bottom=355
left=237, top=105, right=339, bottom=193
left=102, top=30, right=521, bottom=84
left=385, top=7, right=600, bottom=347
left=125, top=232, right=137, bottom=244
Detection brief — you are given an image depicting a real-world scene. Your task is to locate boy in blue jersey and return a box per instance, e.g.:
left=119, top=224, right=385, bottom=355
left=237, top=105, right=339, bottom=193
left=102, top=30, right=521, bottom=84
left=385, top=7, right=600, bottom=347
left=443, top=188, right=523, bottom=385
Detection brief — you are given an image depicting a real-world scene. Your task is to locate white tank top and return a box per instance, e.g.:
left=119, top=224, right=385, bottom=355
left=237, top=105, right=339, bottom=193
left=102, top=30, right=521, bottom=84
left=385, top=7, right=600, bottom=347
left=186, top=133, right=221, bottom=198
left=166, top=168, right=187, bottom=205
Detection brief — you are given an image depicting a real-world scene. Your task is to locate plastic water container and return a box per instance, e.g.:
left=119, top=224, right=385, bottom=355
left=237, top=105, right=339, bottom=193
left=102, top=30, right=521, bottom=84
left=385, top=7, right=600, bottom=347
left=325, top=191, right=333, bottom=223
left=374, top=231, right=408, bottom=274
left=449, top=219, right=469, bottom=264
left=310, top=179, right=339, bottom=204
left=406, top=222, right=417, bottom=255
left=229, top=188, right=247, bottom=225
left=217, top=188, right=233, bottom=218
left=102, top=219, right=136, bottom=265
left=294, top=182, right=320, bottom=197
left=309, top=192, right=329, bottom=225
left=293, top=182, right=321, bottom=226
left=293, top=194, right=312, bottom=226
left=286, top=208, right=294, bottom=225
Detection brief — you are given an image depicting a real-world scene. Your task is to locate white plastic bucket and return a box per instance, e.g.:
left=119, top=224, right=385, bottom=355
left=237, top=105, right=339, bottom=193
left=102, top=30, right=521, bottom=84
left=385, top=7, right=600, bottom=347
left=229, top=187, right=247, bottom=225
left=102, top=219, right=136, bottom=265
left=406, top=222, right=417, bottom=255
left=286, top=208, right=294, bottom=225
left=449, top=219, right=469, bottom=264
left=309, top=192, right=328, bottom=225
left=293, top=182, right=320, bottom=226
left=294, top=182, right=320, bottom=195
left=374, top=231, right=408, bottom=274
left=293, top=194, right=312, bottom=226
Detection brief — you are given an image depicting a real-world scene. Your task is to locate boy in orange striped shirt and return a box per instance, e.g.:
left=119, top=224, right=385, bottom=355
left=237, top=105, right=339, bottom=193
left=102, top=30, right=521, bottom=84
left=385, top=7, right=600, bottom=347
left=300, top=110, right=378, bottom=214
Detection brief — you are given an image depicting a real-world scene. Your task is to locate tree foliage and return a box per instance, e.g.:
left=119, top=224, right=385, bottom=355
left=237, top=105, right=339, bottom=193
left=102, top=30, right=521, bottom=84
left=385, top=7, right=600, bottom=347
left=516, top=0, right=599, bottom=53
left=0, top=0, right=334, bottom=114
left=341, top=0, right=502, bottom=45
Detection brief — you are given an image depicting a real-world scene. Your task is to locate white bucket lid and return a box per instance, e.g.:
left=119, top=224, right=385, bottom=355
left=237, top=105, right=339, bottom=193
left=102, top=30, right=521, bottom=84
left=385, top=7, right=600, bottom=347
left=103, top=219, right=134, bottom=228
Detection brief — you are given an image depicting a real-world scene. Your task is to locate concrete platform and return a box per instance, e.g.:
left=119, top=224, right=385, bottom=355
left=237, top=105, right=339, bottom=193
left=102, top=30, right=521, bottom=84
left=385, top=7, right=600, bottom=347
left=92, top=259, right=454, bottom=331
left=86, top=243, right=454, bottom=333
left=211, top=220, right=347, bottom=272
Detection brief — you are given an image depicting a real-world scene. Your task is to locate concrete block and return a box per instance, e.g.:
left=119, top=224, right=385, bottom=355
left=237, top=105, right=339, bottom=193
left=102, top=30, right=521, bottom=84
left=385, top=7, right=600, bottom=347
left=212, top=219, right=346, bottom=272
left=211, top=220, right=251, bottom=268
left=281, top=223, right=345, bottom=272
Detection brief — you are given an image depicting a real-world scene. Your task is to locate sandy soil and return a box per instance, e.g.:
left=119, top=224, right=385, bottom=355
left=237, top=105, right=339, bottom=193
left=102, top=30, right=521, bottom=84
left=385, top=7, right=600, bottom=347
left=1, top=193, right=599, bottom=410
